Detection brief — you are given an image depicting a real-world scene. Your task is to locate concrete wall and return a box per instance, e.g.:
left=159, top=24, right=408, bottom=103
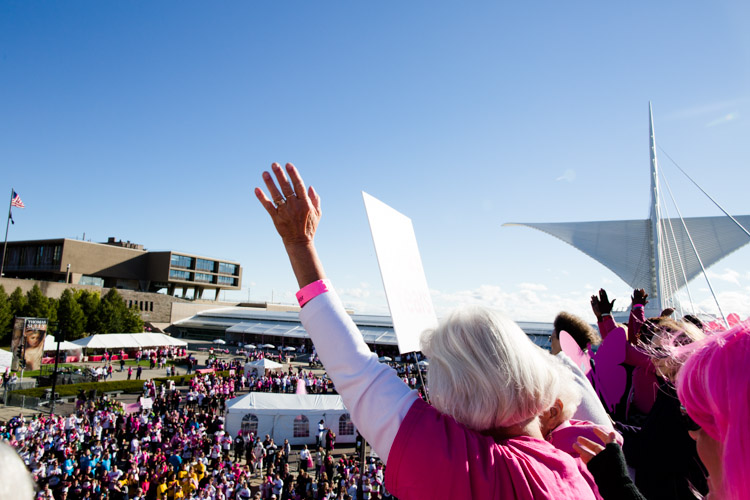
left=61, top=239, right=148, bottom=279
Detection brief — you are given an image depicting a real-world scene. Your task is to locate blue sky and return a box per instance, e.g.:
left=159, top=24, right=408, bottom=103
left=2, top=1, right=749, bottom=322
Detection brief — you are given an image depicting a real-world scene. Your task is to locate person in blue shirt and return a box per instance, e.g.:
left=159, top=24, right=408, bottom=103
left=168, top=452, right=182, bottom=469
left=63, top=456, right=75, bottom=476
left=79, top=449, right=92, bottom=469
left=100, top=451, right=112, bottom=472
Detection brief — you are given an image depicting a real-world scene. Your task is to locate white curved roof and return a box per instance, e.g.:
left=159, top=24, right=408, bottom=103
left=506, top=215, right=750, bottom=303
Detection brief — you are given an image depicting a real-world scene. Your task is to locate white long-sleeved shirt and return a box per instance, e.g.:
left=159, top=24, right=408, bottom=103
left=299, top=290, right=418, bottom=463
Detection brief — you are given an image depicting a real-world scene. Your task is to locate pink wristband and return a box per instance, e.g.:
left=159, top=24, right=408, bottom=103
left=296, top=279, right=332, bottom=307
left=632, top=304, right=644, bottom=309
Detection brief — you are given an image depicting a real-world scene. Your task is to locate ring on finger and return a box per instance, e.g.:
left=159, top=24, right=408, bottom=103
left=274, top=198, right=286, bottom=207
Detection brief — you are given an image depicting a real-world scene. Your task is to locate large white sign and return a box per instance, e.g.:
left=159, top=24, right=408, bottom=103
left=363, top=192, right=438, bottom=354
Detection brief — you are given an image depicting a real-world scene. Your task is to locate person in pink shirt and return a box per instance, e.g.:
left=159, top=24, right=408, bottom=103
left=256, top=163, right=601, bottom=500
left=591, top=288, right=658, bottom=417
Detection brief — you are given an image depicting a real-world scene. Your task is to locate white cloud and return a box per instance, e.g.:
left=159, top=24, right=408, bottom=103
left=340, top=287, right=371, bottom=299
left=556, top=169, right=576, bottom=182
left=519, top=282, right=548, bottom=291
left=707, top=268, right=742, bottom=286
left=693, top=291, right=750, bottom=321
left=430, top=284, right=596, bottom=322
left=706, top=112, right=739, bottom=128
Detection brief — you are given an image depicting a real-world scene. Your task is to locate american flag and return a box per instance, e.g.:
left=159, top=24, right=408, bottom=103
left=11, top=191, right=24, bottom=208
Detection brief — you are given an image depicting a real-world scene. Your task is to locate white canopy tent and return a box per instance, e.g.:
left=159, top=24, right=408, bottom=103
left=225, top=393, right=357, bottom=446
left=0, top=348, right=12, bottom=371
left=44, top=336, right=82, bottom=352
left=72, top=333, right=187, bottom=350
left=244, top=358, right=283, bottom=376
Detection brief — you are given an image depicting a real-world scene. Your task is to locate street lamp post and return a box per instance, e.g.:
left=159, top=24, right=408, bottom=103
left=49, top=324, right=62, bottom=416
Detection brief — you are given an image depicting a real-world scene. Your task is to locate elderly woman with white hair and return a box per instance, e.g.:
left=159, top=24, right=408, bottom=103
left=255, top=163, right=600, bottom=500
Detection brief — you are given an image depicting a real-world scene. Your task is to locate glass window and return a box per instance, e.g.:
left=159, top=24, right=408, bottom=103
left=35, top=246, right=44, bottom=266
left=196, top=258, right=214, bottom=272
left=7, top=247, right=19, bottom=265
left=338, top=413, right=354, bottom=436
left=52, top=245, right=62, bottom=265
left=170, top=254, right=193, bottom=269
left=195, top=273, right=214, bottom=283
left=217, top=276, right=236, bottom=286
left=79, top=276, right=104, bottom=287
left=242, top=414, right=259, bottom=436
left=293, top=415, right=309, bottom=438
left=219, top=262, right=238, bottom=275
left=169, top=269, right=191, bottom=281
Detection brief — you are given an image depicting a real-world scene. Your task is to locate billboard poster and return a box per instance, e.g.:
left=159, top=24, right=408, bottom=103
left=10, top=318, right=25, bottom=371
left=10, top=317, right=48, bottom=372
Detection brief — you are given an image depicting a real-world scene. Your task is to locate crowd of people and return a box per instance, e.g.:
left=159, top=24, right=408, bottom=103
left=1, top=162, right=748, bottom=500
left=1, top=365, right=391, bottom=500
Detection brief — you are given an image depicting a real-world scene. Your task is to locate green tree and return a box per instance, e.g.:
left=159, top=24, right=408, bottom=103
left=47, top=297, right=59, bottom=324
left=24, top=284, right=53, bottom=319
left=57, top=289, right=86, bottom=340
left=9, top=287, right=27, bottom=318
left=98, top=289, right=142, bottom=333
left=76, top=289, right=102, bottom=334
left=0, top=285, right=12, bottom=344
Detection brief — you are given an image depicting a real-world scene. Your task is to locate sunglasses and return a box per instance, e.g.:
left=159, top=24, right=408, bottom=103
left=680, top=405, right=701, bottom=432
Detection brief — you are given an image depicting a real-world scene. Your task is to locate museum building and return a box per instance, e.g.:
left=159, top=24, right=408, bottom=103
left=1, top=237, right=242, bottom=300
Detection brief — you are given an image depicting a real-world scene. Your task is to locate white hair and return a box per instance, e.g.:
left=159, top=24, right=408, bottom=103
left=0, top=441, right=35, bottom=500
left=550, top=357, right=583, bottom=421
left=421, top=306, right=567, bottom=431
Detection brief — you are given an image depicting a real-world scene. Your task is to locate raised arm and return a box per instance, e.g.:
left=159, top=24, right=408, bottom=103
left=627, top=289, right=648, bottom=345
left=255, top=163, right=417, bottom=462
left=591, top=289, right=616, bottom=338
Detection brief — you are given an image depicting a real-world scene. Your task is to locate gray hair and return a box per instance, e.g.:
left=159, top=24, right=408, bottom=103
left=550, top=356, right=583, bottom=420
left=421, top=306, right=566, bottom=431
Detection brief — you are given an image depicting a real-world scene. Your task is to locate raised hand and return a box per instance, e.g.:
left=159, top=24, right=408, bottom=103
left=591, top=289, right=615, bottom=321
left=255, top=163, right=321, bottom=247
left=631, top=289, right=649, bottom=307
left=255, top=163, right=326, bottom=288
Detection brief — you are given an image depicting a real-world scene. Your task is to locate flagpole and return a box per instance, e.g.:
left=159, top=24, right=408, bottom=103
left=0, top=188, right=14, bottom=279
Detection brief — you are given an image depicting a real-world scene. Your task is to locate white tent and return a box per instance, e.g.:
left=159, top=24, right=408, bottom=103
left=244, top=358, right=283, bottom=376
left=0, top=348, right=12, bottom=371
left=44, top=336, right=82, bottom=352
left=72, top=333, right=187, bottom=350
left=224, top=393, right=357, bottom=446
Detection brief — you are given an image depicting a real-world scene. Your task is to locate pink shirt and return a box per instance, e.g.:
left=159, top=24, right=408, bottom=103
left=386, top=399, right=600, bottom=500
left=599, top=312, right=658, bottom=415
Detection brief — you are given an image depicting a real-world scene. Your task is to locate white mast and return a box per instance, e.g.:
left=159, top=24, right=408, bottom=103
left=648, top=102, right=664, bottom=316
